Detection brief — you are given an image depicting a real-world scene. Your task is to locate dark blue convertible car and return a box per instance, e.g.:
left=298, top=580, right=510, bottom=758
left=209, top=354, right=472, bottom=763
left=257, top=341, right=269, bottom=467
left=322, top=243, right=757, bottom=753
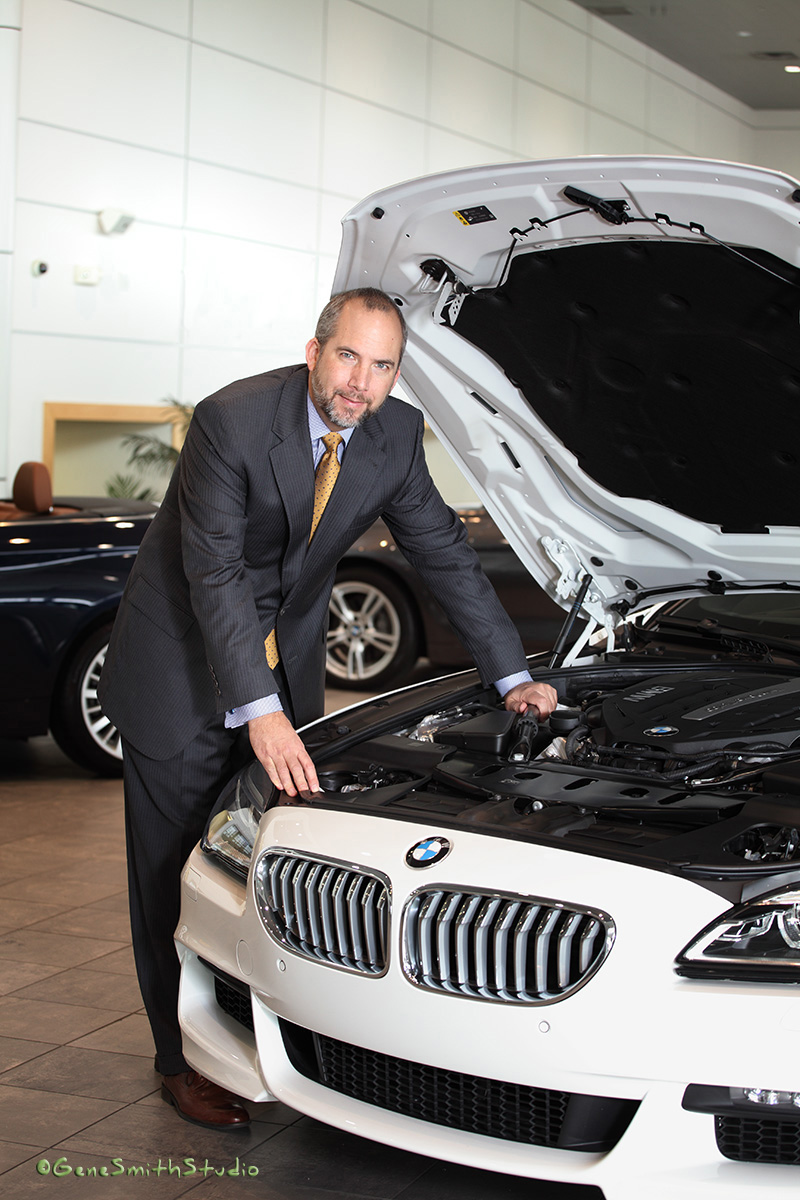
left=0, top=462, right=157, bottom=774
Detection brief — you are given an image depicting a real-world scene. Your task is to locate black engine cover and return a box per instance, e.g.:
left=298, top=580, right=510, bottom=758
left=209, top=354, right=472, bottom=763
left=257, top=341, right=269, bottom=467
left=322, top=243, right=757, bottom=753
left=602, top=671, right=800, bottom=756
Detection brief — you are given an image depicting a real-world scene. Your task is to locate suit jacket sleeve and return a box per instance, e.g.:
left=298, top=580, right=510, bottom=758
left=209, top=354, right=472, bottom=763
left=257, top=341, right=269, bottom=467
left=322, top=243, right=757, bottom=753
left=380, top=412, right=529, bottom=686
left=177, top=396, right=278, bottom=711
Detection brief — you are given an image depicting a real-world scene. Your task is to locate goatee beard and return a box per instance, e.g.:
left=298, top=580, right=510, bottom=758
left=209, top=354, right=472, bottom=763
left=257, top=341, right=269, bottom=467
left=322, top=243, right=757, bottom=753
left=320, top=396, right=374, bottom=429
left=314, top=379, right=375, bottom=429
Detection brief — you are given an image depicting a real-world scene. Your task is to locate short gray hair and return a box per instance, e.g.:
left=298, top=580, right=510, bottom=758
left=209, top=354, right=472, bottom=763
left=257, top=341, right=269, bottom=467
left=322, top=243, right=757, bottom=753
left=314, top=288, right=408, bottom=363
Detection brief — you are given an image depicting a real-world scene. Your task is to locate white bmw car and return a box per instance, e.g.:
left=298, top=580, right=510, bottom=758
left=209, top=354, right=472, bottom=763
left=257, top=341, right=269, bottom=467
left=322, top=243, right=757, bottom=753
left=175, top=156, right=800, bottom=1199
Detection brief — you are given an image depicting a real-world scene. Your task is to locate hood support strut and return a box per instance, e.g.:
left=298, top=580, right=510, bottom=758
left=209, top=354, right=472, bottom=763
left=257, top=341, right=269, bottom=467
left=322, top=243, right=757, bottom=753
left=549, top=574, right=593, bottom=669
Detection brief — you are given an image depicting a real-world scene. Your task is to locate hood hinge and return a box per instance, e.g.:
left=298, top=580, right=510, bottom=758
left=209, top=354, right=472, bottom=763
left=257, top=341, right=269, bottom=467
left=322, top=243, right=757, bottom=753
left=542, top=535, right=619, bottom=652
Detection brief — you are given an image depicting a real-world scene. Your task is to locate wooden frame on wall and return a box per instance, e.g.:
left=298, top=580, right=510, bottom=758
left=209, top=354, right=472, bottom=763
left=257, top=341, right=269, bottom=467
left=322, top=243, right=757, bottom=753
left=42, top=402, right=185, bottom=476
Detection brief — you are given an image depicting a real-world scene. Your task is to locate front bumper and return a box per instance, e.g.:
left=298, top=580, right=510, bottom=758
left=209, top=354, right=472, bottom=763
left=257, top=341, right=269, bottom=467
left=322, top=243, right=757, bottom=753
left=177, top=805, right=800, bottom=1198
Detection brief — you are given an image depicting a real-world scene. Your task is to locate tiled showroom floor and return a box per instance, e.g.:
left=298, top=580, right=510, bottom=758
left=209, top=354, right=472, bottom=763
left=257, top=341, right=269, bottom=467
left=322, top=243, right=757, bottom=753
left=0, top=683, right=591, bottom=1200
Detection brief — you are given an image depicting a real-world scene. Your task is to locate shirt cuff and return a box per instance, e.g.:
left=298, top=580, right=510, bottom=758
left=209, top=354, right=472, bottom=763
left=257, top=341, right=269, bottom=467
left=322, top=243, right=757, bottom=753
left=493, top=670, right=533, bottom=698
left=224, top=694, right=283, bottom=728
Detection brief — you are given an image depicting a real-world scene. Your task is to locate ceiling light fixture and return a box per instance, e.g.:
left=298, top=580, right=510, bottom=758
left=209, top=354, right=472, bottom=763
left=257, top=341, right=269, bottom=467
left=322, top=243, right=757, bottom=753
left=785, top=64, right=800, bottom=73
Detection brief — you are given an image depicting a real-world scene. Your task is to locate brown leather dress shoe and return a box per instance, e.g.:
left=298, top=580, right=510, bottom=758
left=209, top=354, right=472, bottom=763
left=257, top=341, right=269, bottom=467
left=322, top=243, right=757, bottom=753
left=160, top=1071, right=250, bottom=1129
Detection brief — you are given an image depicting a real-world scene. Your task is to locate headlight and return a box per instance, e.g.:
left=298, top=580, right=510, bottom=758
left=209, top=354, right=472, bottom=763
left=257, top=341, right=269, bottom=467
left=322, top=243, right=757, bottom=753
left=683, top=1083, right=800, bottom=1116
left=201, top=762, right=270, bottom=879
left=676, top=887, right=800, bottom=982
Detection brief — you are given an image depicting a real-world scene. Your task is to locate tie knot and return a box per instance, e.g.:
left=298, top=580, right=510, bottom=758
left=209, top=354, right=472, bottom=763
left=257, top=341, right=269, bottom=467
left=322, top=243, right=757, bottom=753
left=322, top=432, right=343, bottom=455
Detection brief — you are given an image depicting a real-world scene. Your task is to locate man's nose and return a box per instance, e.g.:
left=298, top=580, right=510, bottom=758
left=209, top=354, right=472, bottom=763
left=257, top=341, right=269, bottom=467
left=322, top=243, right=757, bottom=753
left=348, top=361, right=370, bottom=392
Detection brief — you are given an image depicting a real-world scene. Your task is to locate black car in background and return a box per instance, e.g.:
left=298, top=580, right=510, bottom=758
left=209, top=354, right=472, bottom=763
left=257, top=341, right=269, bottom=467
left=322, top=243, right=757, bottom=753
left=0, top=462, right=157, bottom=774
left=327, top=506, right=569, bottom=689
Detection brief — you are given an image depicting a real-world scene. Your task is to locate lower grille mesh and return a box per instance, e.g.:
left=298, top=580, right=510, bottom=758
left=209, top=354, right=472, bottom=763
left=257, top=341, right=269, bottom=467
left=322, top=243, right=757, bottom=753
left=279, top=1022, right=638, bottom=1154
left=212, top=972, right=254, bottom=1032
left=318, top=1035, right=568, bottom=1145
left=716, top=1114, right=800, bottom=1164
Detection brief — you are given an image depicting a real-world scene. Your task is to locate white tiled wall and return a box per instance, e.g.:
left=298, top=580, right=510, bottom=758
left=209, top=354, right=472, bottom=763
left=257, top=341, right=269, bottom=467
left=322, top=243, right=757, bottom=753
left=17, top=125, right=186, bottom=226
left=185, top=162, right=319, bottom=253
left=182, top=232, right=318, bottom=353
left=647, top=73, right=698, bottom=154
left=193, top=0, right=325, bottom=80
left=326, top=0, right=430, bottom=120
left=320, top=92, right=427, bottom=200
left=0, top=23, right=18, bottom=250
left=425, top=125, right=518, bottom=174
left=83, top=0, right=190, bottom=38
left=589, top=41, right=648, bottom=125
left=2, top=0, right=794, bottom=483
left=514, top=81, right=587, bottom=159
left=0, top=13, right=20, bottom=469
left=433, top=0, right=517, bottom=70
left=751, top=111, right=800, bottom=181
left=517, top=4, right=589, bottom=103
left=188, top=46, right=323, bottom=185
left=13, top=203, right=184, bottom=342
left=18, top=0, right=189, bottom=153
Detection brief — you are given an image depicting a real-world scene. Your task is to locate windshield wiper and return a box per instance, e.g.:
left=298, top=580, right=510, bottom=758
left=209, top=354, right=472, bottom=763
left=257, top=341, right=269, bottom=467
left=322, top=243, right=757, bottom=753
left=648, top=616, right=800, bottom=663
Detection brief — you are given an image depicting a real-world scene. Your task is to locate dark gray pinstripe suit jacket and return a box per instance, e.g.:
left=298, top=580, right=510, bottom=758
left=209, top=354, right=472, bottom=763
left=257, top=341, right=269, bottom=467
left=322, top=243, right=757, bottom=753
left=99, top=364, right=528, bottom=759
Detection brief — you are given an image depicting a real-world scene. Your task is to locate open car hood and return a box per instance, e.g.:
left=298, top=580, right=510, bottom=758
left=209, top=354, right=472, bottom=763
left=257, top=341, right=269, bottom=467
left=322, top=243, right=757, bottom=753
left=331, top=156, right=800, bottom=632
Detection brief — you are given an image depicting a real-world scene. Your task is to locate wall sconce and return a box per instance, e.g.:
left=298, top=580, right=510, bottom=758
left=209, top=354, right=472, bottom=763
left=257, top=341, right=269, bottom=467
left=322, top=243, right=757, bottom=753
left=98, top=208, right=135, bottom=235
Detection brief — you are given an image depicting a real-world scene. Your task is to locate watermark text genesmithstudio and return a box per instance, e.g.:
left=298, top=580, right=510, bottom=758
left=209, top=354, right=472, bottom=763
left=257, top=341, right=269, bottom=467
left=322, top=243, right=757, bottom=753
left=36, top=1156, right=259, bottom=1178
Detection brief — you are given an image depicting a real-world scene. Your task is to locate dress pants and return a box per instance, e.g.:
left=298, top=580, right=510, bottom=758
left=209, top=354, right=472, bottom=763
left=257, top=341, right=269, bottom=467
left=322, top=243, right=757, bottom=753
left=122, top=656, right=300, bottom=1075
left=122, top=715, right=253, bottom=1074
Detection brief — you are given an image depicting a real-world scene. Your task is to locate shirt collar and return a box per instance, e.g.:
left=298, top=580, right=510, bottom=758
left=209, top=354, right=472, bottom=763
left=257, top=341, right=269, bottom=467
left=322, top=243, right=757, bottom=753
left=307, top=394, right=356, bottom=448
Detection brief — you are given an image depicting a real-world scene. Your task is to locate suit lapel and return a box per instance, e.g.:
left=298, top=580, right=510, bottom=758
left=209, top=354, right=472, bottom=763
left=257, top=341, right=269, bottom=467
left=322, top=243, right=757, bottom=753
left=270, top=372, right=315, bottom=595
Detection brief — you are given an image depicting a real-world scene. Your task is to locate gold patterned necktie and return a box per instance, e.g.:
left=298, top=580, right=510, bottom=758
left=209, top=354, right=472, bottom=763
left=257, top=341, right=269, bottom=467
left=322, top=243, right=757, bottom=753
left=265, top=431, right=343, bottom=668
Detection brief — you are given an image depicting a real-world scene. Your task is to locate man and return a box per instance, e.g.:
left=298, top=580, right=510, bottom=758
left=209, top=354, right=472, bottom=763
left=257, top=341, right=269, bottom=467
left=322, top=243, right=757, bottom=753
left=100, top=288, right=557, bottom=1130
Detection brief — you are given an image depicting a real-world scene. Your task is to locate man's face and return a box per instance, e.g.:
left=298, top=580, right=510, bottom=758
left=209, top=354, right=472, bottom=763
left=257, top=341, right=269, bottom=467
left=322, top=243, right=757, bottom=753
left=306, top=301, right=402, bottom=430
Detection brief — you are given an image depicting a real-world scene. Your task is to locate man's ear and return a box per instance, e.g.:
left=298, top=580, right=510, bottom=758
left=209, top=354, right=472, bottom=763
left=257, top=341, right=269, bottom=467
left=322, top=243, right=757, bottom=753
left=305, top=337, right=320, bottom=371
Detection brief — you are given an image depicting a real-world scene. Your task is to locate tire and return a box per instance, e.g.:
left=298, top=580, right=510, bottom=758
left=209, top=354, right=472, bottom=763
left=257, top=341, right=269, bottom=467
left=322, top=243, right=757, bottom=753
left=50, top=623, right=123, bottom=776
left=326, top=566, right=421, bottom=690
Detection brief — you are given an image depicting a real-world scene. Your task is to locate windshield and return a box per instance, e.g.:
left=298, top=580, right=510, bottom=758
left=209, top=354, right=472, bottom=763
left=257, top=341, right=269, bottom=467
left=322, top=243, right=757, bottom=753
left=656, top=594, right=800, bottom=641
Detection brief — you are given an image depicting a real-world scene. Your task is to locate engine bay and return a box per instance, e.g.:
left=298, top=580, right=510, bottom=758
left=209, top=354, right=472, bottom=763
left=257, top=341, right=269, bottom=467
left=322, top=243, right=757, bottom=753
left=304, top=665, right=800, bottom=895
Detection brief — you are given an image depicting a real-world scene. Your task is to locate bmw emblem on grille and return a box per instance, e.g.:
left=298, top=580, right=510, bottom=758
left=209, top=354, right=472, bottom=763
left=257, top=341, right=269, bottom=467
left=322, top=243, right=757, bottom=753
left=407, top=837, right=451, bottom=868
